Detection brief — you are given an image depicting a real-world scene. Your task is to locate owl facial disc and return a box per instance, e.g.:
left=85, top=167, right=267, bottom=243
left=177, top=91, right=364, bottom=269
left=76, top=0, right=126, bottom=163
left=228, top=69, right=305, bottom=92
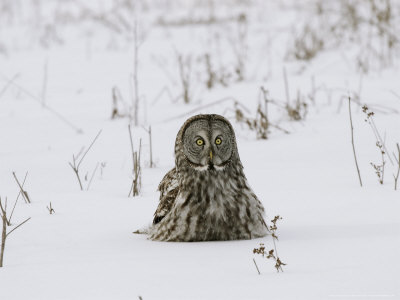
left=181, top=116, right=234, bottom=171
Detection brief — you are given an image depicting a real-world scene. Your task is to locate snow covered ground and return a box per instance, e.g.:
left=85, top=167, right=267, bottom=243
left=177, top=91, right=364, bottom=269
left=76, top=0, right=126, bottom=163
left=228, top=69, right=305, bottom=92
left=0, top=1, right=400, bottom=299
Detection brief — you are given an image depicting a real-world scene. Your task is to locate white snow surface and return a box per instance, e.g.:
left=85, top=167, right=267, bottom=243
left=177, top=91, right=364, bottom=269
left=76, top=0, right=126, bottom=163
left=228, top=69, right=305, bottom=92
left=0, top=1, right=400, bottom=299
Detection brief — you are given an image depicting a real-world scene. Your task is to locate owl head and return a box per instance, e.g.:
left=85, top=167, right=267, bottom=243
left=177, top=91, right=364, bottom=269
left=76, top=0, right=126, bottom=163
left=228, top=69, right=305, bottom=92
left=175, top=114, right=241, bottom=171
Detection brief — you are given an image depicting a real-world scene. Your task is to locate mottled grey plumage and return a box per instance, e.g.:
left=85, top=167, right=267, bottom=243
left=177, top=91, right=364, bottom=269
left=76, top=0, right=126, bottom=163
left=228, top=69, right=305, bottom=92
left=150, top=114, right=268, bottom=242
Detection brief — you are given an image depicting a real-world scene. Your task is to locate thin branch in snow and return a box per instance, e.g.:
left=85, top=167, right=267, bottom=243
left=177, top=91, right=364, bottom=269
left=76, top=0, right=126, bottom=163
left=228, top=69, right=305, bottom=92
left=283, top=67, right=290, bottom=105
left=253, top=258, right=261, bottom=275
left=8, top=172, right=28, bottom=225
left=12, top=172, right=31, bottom=203
left=0, top=73, right=83, bottom=133
left=78, top=130, right=102, bottom=169
left=6, top=217, right=31, bottom=237
left=69, top=130, right=102, bottom=190
left=253, top=216, right=286, bottom=273
left=87, top=162, right=100, bottom=191
left=69, top=155, right=83, bottom=191
left=0, top=73, right=20, bottom=100
left=47, top=202, right=55, bottom=214
left=362, top=104, right=393, bottom=166
left=128, top=125, right=142, bottom=197
left=142, top=126, right=154, bottom=168
left=176, top=52, right=193, bottom=104
left=0, top=196, right=31, bottom=267
left=393, top=143, right=400, bottom=190
left=348, top=98, right=363, bottom=187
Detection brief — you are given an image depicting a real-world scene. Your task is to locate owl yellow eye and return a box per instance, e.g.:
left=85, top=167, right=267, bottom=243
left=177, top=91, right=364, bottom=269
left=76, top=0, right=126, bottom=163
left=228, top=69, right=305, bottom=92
left=215, top=138, right=222, bottom=145
left=196, top=138, right=204, bottom=146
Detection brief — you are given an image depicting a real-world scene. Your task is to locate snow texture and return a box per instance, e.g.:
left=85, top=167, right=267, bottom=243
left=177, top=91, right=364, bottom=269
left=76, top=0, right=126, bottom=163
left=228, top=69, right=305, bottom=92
left=0, top=1, right=399, bottom=299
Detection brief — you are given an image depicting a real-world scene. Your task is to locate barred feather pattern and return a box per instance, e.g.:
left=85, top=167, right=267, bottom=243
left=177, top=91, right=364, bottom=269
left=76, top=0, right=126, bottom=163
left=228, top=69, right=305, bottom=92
left=149, top=114, right=268, bottom=242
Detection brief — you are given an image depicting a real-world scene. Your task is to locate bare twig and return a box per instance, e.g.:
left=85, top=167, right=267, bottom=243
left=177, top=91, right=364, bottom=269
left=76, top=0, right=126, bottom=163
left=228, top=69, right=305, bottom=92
left=128, top=126, right=142, bottom=197
left=69, top=155, right=83, bottom=191
left=390, top=90, right=400, bottom=101
left=370, top=117, right=393, bottom=165
left=177, top=53, right=193, bottom=104
left=12, top=172, right=31, bottom=203
left=362, top=105, right=393, bottom=166
left=253, top=216, right=286, bottom=273
left=87, top=162, right=100, bottom=191
left=253, top=258, right=261, bottom=275
left=0, top=198, right=6, bottom=268
left=0, top=74, right=82, bottom=133
left=77, top=130, right=102, bottom=169
left=151, top=86, right=178, bottom=105
left=394, top=143, right=400, bottom=190
left=128, top=124, right=135, bottom=169
left=8, top=172, right=28, bottom=225
left=143, top=126, right=154, bottom=168
left=0, top=73, right=20, bottom=100
left=111, top=86, right=127, bottom=119
left=283, top=67, right=290, bottom=105
left=0, top=197, right=30, bottom=267
left=150, top=54, right=177, bottom=86
left=69, top=130, right=102, bottom=190
left=132, top=19, right=140, bottom=126
left=269, top=124, right=290, bottom=134
left=6, top=217, right=31, bottom=237
left=47, top=202, right=55, bottom=214
left=348, top=98, right=363, bottom=187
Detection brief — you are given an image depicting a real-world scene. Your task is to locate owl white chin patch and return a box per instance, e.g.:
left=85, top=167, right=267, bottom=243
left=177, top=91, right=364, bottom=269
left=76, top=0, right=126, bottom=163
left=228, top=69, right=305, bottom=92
left=214, top=164, right=225, bottom=171
left=193, top=164, right=225, bottom=171
left=193, top=165, right=209, bottom=171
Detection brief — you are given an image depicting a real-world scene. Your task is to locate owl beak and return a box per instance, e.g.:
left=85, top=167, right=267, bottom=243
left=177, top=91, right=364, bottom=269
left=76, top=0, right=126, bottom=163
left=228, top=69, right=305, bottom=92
left=209, top=151, right=213, bottom=161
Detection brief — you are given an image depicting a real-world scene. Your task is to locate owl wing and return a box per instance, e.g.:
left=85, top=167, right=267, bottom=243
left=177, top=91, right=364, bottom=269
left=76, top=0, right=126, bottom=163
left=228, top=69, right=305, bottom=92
left=153, top=167, right=179, bottom=224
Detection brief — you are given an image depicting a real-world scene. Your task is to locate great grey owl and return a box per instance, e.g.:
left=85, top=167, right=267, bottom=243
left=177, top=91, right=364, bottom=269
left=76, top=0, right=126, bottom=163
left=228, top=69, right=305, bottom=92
left=149, top=114, right=268, bottom=242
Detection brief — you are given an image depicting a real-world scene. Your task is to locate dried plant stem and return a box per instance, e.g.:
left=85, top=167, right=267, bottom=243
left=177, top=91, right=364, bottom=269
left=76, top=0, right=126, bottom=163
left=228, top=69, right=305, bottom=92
left=47, top=202, right=55, bottom=214
left=149, top=126, right=153, bottom=168
left=253, top=216, right=286, bottom=272
left=6, top=217, right=31, bottom=237
left=87, top=162, right=100, bottom=191
left=132, top=19, right=140, bottom=126
left=111, top=86, right=127, bottom=119
left=372, top=119, right=393, bottom=165
left=348, top=98, right=363, bottom=187
left=12, top=172, right=31, bottom=203
left=0, top=73, right=19, bottom=100
left=260, top=87, right=269, bottom=119
left=0, top=206, right=6, bottom=267
left=379, top=145, right=385, bottom=185
left=8, top=172, right=28, bottom=225
left=128, top=124, right=135, bottom=169
left=151, top=86, right=177, bottom=105
left=69, top=155, right=83, bottom=190
left=0, top=197, right=30, bottom=267
left=0, top=73, right=82, bottom=133
left=69, top=130, right=102, bottom=191
left=271, top=234, right=279, bottom=258
left=283, top=67, right=290, bottom=105
left=133, top=139, right=142, bottom=196
left=253, top=258, right=261, bottom=275
left=177, top=53, right=192, bottom=104
left=394, top=143, right=400, bottom=190
left=128, top=126, right=142, bottom=197
left=78, top=130, right=102, bottom=168
left=143, top=126, right=154, bottom=168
